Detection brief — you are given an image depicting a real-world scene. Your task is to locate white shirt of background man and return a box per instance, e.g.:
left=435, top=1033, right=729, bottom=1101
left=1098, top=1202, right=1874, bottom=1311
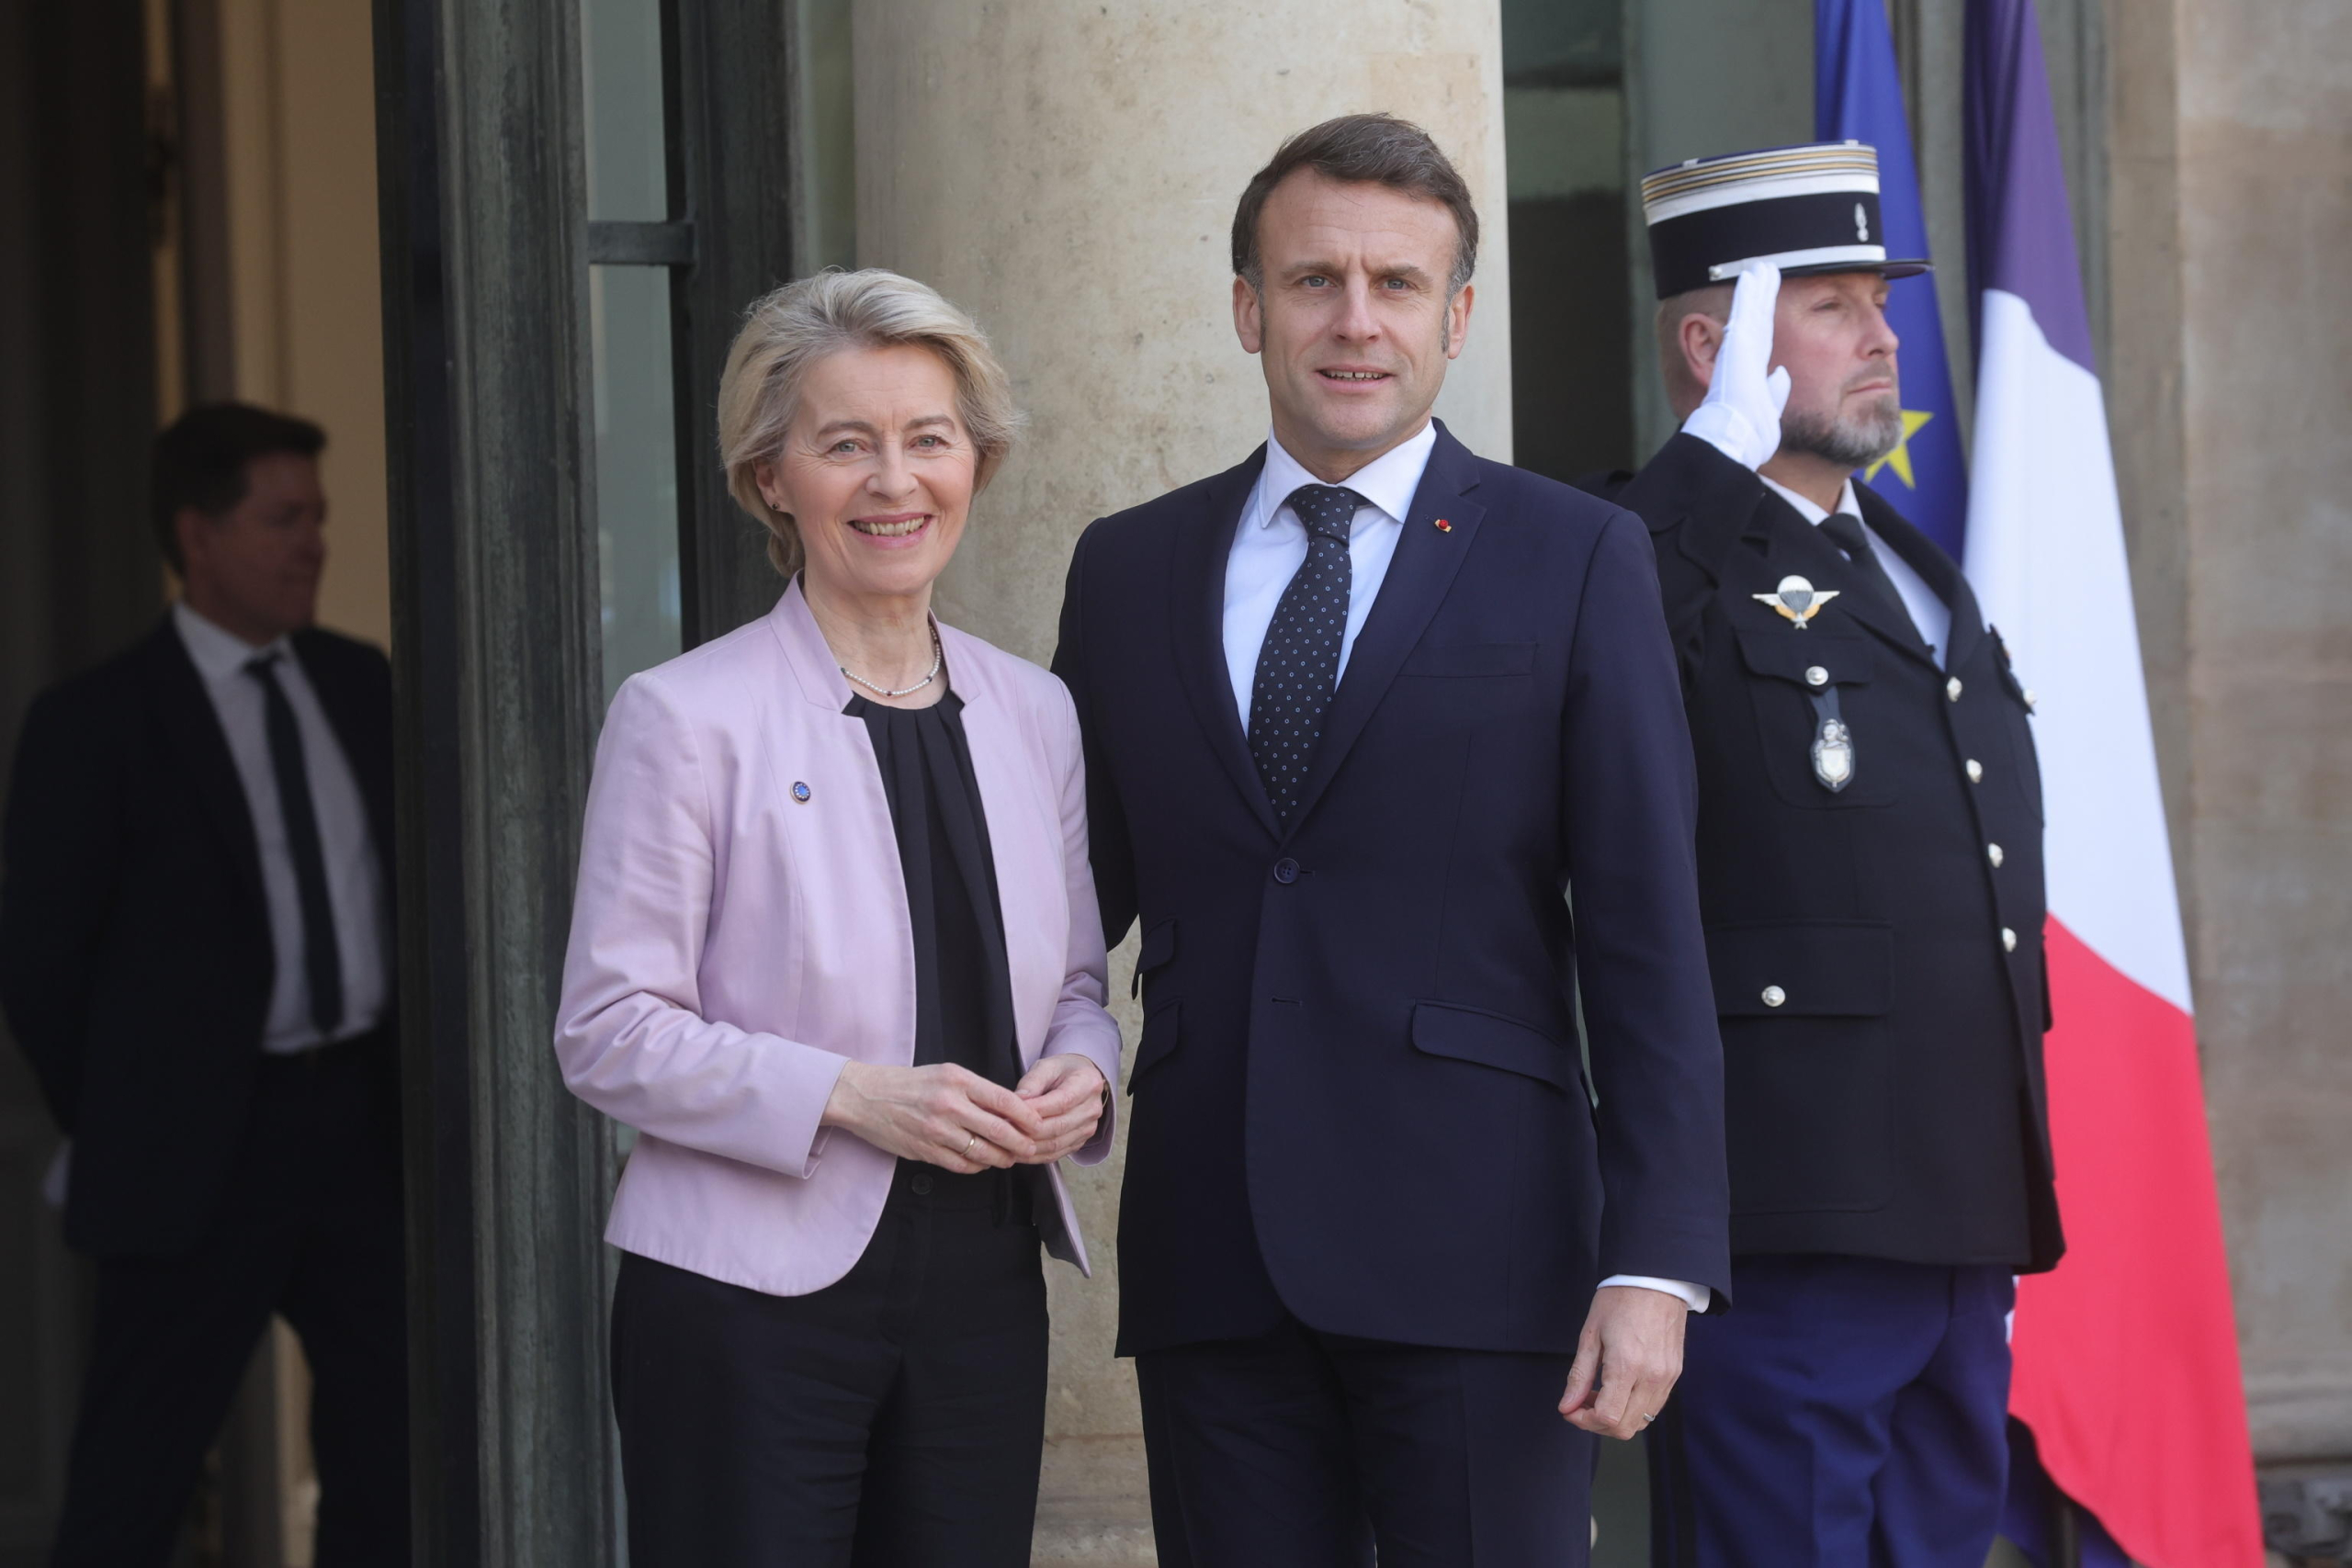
left=1220, top=420, right=1710, bottom=1315
left=174, top=602, right=390, bottom=1053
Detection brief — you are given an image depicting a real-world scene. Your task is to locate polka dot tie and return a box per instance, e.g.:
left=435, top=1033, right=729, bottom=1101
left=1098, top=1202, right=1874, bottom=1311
left=1249, top=484, right=1366, bottom=827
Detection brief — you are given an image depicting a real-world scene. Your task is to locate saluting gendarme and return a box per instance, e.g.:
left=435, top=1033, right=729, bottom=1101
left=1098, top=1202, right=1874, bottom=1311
left=553, top=269, right=1121, bottom=1565
left=1588, top=141, right=2061, bottom=1568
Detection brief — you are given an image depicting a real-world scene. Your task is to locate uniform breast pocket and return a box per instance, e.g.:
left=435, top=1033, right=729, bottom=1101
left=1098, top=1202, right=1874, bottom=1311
left=1734, top=629, right=1898, bottom=807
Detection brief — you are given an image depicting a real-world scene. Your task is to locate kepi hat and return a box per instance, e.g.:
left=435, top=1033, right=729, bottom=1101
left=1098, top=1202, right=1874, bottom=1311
left=1640, top=141, right=1930, bottom=299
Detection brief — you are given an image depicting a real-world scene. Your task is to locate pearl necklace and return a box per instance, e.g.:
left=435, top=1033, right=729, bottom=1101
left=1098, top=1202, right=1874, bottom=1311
left=841, top=624, right=944, bottom=698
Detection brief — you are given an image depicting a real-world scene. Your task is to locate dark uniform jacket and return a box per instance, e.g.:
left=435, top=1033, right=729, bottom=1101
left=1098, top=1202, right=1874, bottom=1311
left=0, top=617, right=397, bottom=1257
left=1055, top=423, right=1731, bottom=1358
left=1589, top=434, right=2063, bottom=1271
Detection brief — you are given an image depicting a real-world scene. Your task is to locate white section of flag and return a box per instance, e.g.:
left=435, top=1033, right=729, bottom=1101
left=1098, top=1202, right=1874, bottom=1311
left=1964, top=288, right=2193, bottom=1013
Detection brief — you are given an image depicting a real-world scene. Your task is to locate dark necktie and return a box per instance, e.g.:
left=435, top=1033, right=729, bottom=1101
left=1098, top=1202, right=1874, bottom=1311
left=1818, top=511, right=1917, bottom=639
left=246, top=655, right=345, bottom=1039
left=1249, top=484, right=1365, bottom=827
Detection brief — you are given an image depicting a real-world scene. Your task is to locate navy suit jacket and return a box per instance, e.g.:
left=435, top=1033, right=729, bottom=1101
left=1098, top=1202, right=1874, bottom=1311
left=1054, top=422, right=1730, bottom=1357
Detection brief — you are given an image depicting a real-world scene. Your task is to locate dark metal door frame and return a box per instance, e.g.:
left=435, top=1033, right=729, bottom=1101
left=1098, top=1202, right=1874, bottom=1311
left=371, top=0, right=796, bottom=1561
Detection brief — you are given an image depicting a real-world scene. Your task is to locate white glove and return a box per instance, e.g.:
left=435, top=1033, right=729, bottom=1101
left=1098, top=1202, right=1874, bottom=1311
left=1680, top=262, right=1792, bottom=471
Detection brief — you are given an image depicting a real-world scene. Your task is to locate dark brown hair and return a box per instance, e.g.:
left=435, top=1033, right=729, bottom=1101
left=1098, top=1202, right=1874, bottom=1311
left=151, top=402, right=326, bottom=572
left=1231, top=113, right=1480, bottom=295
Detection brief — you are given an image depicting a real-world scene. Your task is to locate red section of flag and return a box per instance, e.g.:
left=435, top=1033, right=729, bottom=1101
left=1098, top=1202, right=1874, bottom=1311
left=2010, top=918, right=2264, bottom=1567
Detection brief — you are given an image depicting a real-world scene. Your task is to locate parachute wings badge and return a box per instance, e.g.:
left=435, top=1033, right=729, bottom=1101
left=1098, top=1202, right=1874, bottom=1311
left=1755, top=574, right=1839, bottom=629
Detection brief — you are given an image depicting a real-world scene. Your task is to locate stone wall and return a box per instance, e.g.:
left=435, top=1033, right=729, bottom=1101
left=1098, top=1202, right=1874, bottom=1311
left=2157, top=0, right=2352, bottom=1468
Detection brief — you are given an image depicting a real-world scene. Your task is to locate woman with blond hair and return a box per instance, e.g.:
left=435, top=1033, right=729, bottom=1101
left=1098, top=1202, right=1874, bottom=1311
left=554, top=269, right=1119, bottom=1565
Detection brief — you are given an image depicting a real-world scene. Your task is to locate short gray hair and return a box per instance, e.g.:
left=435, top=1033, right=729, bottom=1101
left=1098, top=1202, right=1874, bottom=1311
left=718, top=268, right=1022, bottom=577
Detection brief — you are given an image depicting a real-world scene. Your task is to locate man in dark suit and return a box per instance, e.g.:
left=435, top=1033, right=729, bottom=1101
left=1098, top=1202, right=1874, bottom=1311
left=1053, top=113, right=1729, bottom=1565
left=0, top=404, right=409, bottom=1565
left=1588, top=145, right=2062, bottom=1567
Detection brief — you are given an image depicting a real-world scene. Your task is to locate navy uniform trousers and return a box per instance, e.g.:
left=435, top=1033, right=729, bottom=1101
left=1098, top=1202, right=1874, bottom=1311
left=1649, top=1257, right=2014, bottom=1568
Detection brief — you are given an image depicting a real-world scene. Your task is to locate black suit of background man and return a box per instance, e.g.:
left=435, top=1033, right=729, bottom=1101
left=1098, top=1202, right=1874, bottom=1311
left=0, top=405, right=409, bottom=1567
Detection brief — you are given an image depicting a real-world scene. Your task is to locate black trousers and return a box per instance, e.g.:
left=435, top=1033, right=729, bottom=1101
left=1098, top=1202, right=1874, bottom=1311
left=611, top=1163, right=1049, bottom=1567
left=1136, top=1313, right=1598, bottom=1568
left=50, top=1035, right=410, bottom=1568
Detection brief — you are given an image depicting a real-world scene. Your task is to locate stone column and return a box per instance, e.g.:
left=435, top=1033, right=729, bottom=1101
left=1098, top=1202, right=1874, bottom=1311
left=2167, top=0, right=2352, bottom=1474
left=854, top=5, right=1510, bottom=1557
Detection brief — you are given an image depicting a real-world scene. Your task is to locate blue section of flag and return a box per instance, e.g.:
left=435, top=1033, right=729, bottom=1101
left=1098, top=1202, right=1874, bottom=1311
left=1816, top=0, right=1971, bottom=558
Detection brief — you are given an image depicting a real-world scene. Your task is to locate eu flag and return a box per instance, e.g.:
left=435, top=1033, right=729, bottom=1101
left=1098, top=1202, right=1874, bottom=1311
left=1815, top=0, right=1970, bottom=557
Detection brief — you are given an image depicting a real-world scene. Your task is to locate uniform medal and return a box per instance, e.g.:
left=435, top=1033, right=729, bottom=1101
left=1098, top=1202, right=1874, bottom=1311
left=1757, top=575, right=1857, bottom=792
left=1811, top=713, right=1854, bottom=792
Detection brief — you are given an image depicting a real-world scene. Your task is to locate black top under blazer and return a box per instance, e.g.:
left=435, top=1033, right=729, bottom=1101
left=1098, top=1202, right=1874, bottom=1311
left=1054, top=422, right=1731, bottom=1359
left=1591, top=434, right=2063, bottom=1272
left=0, top=618, right=397, bottom=1258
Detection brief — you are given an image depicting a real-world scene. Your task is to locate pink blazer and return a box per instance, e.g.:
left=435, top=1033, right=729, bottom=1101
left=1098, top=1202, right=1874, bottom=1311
left=554, top=580, right=1122, bottom=1295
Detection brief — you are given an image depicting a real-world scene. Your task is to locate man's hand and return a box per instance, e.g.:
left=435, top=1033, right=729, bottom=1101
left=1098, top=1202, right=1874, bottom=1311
left=1012, top=1054, right=1108, bottom=1163
left=1681, top=261, right=1792, bottom=471
left=1559, top=1284, right=1690, bottom=1440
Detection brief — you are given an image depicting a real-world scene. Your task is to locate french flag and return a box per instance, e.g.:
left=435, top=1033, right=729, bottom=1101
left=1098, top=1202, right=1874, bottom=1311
left=1962, top=0, right=2264, bottom=1563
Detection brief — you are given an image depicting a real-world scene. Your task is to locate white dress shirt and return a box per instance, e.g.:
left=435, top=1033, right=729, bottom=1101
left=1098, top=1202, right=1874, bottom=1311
left=1221, top=426, right=1709, bottom=1314
left=1223, top=423, right=1433, bottom=729
left=1760, top=475, right=1952, bottom=668
left=174, top=603, right=390, bottom=1053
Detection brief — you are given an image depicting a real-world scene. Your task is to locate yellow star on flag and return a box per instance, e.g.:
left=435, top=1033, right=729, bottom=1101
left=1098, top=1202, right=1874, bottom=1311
left=1865, top=409, right=1936, bottom=488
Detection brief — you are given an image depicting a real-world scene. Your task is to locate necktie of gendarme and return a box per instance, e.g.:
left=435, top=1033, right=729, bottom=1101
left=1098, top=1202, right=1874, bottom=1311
left=1248, top=484, right=1365, bottom=827
left=246, top=655, right=345, bottom=1040
left=1818, top=511, right=1918, bottom=641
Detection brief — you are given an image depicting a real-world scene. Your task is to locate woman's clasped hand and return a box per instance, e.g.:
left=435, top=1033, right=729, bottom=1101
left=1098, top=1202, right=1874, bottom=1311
left=820, top=1055, right=1107, bottom=1175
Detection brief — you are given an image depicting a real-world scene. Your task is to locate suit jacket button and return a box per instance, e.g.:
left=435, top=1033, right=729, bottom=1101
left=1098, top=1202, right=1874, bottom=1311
left=1761, top=986, right=1786, bottom=1008
left=1272, top=858, right=1299, bottom=885
left=1947, top=677, right=1965, bottom=703
left=2002, top=927, right=2018, bottom=953
left=1966, top=759, right=1984, bottom=784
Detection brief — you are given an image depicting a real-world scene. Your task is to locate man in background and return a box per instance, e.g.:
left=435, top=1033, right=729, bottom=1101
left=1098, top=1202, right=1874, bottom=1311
left=0, top=404, right=409, bottom=1565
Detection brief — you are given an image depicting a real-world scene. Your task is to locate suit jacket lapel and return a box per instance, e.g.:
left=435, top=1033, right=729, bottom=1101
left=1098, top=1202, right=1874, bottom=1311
left=1171, top=448, right=1282, bottom=840
left=1283, top=423, right=1485, bottom=839
left=1855, top=483, right=1984, bottom=671
left=144, top=619, right=266, bottom=916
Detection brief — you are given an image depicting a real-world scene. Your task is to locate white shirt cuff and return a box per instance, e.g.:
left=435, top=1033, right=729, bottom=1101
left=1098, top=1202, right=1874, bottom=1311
left=1599, top=1273, right=1712, bottom=1313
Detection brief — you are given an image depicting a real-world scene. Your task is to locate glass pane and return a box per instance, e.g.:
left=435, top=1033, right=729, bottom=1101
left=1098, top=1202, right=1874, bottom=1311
left=794, top=0, right=857, bottom=271
left=1502, top=0, right=1633, bottom=482
left=591, top=265, right=682, bottom=704
left=582, top=0, right=667, bottom=220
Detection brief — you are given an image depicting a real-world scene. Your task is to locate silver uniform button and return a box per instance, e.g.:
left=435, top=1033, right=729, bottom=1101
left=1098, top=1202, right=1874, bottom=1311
left=1947, top=676, right=1964, bottom=703
left=2024, top=688, right=2039, bottom=712
left=1966, top=759, right=1984, bottom=784
left=1805, top=665, right=1829, bottom=687
left=2002, top=927, right=2018, bottom=953
left=1761, top=986, right=1786, bottom=1008
left=1988, top=843, right=2006, bottom=868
